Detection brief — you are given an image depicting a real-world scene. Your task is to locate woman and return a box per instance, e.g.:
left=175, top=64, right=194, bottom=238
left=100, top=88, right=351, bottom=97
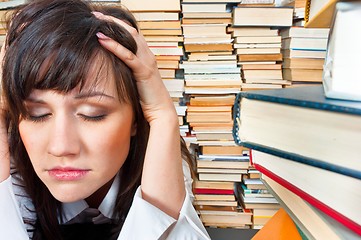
left=0, top=0, right=210, bottom=239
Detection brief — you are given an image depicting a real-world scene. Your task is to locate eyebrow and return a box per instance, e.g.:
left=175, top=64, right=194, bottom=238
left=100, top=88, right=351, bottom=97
left=74, top=91, right=115, bottom=100
left=25, top=91, right=115, bottom=103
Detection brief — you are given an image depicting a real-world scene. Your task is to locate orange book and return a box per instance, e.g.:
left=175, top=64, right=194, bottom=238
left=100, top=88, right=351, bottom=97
left=252, top=208, right=302, bottom=240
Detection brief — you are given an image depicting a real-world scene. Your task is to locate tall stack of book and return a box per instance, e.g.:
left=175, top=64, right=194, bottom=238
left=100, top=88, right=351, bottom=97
left=186, top=92, right=253, bottom=228
left=232, top=5, right=293, bottom=90
left=233, top=86, right=361, bottom=237
left=180, top=0, right=241, bottom=150
left=121, top=0, right=188, bottom=132
left=280, top=27, right=329, bottom=86
left=180, top=0, right=241, bottom=95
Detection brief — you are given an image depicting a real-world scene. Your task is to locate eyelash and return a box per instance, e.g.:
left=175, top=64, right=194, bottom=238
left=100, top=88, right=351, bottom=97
left=27, top=114, right=51, bottom=123
left=26, top=114, right=107, bottom=123
left=78, top=114, right=107, bottom=122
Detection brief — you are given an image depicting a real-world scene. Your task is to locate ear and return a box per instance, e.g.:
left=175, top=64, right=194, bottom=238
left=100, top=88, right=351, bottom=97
left=131, top=121, right=137, bottom=136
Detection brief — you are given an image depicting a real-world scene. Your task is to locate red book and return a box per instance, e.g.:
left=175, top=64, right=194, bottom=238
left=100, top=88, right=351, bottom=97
left=254, top=164, right=361, bottom=236
left=194, top=188, right=234, bottom=195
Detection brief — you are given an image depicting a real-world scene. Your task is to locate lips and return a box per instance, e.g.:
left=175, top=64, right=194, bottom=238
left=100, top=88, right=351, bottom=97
left=48, top=167, right=90, bottom=181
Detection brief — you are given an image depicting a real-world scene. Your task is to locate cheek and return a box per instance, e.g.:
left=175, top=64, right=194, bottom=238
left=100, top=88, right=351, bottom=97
left=87, top=119, right=134, bottom=169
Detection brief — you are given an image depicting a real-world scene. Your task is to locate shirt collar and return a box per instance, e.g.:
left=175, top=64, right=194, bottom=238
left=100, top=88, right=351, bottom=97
left=59, top=173, right=120, bottom=224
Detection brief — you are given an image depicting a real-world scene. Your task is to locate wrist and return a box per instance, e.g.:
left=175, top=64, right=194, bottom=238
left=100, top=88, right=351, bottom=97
left=148, top=110, right=179, bottom=130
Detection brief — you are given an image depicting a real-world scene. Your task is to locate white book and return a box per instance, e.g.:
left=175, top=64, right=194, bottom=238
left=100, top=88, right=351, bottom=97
left=323, top=1, right=361, bottom=101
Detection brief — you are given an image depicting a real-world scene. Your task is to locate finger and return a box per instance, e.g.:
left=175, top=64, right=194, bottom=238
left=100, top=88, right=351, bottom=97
left=92, top=12, right=150, bottom=53
left=92, top=11, right=137, bottom=36
left=96, top=32, right=141, bottom=73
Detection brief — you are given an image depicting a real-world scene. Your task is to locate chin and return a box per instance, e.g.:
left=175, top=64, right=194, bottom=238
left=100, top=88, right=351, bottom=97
left=47, top=184, right=94, bottom=203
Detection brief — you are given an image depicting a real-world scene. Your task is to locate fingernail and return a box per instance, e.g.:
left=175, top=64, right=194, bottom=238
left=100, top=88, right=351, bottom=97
left=96, top=32, right=110, bottom=40
left=92, top=11, right=104, bottom=18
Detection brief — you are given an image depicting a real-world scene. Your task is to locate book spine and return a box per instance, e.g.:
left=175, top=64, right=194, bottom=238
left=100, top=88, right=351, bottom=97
left=255, top=164, right=361, bottom=236
left=194, top=188, right=234, bottom=195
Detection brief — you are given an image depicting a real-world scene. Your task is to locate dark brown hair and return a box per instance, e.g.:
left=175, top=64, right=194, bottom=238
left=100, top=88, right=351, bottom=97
left=1, top=0, right=194, bottom=239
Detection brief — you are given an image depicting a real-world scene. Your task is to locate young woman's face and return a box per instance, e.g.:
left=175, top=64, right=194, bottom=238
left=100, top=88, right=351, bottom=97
left=18, top=64, right=136, bottom=203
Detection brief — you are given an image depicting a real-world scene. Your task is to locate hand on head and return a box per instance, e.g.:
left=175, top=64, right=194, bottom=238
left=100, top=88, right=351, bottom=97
left=93, top=12, right=177, bottom=125
left=93, top=12, right=185, bottom=219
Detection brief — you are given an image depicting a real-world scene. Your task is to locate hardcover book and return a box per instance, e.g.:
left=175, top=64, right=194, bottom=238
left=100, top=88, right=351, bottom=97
left=262, top=174, right=361, bottom=239
left=252, top=149, right=361, bottom=235
left=233, top=86, right=361, bottom=180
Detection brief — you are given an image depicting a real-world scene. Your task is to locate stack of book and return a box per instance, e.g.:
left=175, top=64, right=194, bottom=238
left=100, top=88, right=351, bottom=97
left=197, top=148, right=249, bottom=183
left=235, top=168, right=280, bottom=229
left=281, top=27, right=329, bottom=86
left=186, top=94, right=235, bottom=145
left=180, top=1, right=237, bottom=151
left=233, top=86, right=361, bottom=237
left=122, top=0, right=188, bottom=132
left=194, top=144, right=254, bottom=228
left=194, top=180, right=253, bottom=229
left=180, top=0, right=241, bottom=95
left=232, top=5, right=293, bottom=90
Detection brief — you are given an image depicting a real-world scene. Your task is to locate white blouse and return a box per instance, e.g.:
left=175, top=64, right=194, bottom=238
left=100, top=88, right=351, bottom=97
left=0, top=161, right=210, bottom=239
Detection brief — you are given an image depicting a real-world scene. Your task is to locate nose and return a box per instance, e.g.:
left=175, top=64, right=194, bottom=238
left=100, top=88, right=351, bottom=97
left=47, top=113, right=80, bottom=157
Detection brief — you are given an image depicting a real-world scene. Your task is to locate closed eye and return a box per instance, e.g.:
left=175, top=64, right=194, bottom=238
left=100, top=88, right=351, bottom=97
left=27, top=114, right=52, bottom=123
left=78, top=114, right=107, bottom=122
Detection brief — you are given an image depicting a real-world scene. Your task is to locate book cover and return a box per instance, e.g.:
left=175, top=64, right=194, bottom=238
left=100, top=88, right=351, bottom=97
left=252, top=208, right=302, bottom=240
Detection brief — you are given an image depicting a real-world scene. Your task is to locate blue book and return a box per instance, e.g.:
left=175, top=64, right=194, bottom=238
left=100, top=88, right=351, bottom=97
left=232, top=86, right=361, bottom=180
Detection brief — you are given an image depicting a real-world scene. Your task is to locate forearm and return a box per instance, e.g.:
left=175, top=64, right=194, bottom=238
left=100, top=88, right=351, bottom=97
left=141, top=111, right=185, bottom=219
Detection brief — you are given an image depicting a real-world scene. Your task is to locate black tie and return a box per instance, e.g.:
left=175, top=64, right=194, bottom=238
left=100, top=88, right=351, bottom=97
left=60, top=208, right=122, bottom=240
left=65, top=208, right=113, bottom=225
